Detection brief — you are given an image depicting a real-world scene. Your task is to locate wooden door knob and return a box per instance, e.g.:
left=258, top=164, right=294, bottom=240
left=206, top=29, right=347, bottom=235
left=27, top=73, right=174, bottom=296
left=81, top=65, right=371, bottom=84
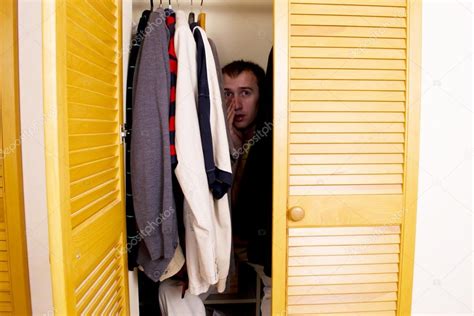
left=288, top=206, right=305, bottom=222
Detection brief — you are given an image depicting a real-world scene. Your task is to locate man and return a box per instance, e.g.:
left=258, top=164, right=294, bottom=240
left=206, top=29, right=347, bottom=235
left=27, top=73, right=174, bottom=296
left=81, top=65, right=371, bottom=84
left=223, top=59, right=272, bottom=316
left=222, top=61, right=265, bottom=209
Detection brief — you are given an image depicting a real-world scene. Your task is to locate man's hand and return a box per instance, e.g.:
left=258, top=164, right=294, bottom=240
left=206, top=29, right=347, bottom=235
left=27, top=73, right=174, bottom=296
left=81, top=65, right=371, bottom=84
left=226, top=99, right=243, bottom=151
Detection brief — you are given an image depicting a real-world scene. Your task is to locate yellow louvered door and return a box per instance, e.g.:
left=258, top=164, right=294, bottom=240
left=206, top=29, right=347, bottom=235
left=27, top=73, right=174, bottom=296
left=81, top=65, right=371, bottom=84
left=0, top=1, right=32, bottom=314
left=273, top=0, right=422, bottom=315
left=43, top=0, right=129, bottom=314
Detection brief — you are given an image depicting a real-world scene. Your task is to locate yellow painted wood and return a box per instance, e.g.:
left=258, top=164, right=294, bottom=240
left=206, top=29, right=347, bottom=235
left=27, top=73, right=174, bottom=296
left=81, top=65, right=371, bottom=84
left=291, top=15, right=406, bottom=28
left=290, top=123, right=405, bottom=133
left=291, top=153, right=402, bottom=165
left=288, top=292, right=398, bottom=305
left=288, top=254, right=399, bottom=267
left=286, top=225, right=401, bottom=314
left=69, top=157, right=118, bottom=181
left=289, top=164, right=404, bottom=174
left=290, top=3, right=407, bottom=17
left=291, top=36, right=406, bottom=48
left=292, top=0, right=406, bottom=6
left=290, top=69, right=406, bottom=81
left=288, top=235, right=400, bottom=247
left=289, top=244, right=400, bottom=256
left=274, top=0, right=420, bottom=312
left=291, top=59, right=406, bottom=70
left=291, top=47, right=406, bottom=59
left=290, top=184, right=403, bottom=195
left=289, top=143, right=404, bottom=154
left=291, top=25, right=406, bottom=38
left=290, top=174, right=403, bottom=185
left=288, top=301, right=397, bottom=314
left=288, top=195, right=403, bottom=226
left=288, top=225, right=400, bottom=236
left=309, top=312, right=396, bottom=316
left=290, top=112, right=405, bottom=122
left=0, top=1, right=32, bottom=314
left=288, top=263, right=399, bottom=275
left=273, top=0, right=290, bottom=314
left=288, top=283, right=398, bottom=296
left=291, top=90, right=406, bottom=101
left=398, top=1, right=422, bottom=315
left=42, top=0, right=129, bottom=314
left=290, top=133, right=405, bottom=143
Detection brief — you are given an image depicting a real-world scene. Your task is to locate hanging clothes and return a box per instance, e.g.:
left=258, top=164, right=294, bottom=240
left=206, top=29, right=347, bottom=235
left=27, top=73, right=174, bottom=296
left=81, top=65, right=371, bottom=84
left=193, top=23, right=233, bottom=291
left=173, top=10, right=232, bottom=295
left=192, top=23, right=232, bottom=200
left=125, top=9, right=151, bottom=271
left=131, top=9, right=179, bottom=282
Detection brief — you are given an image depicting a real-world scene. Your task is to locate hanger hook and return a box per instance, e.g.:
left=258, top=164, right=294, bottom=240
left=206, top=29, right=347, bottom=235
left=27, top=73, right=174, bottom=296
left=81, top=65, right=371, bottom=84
left=150, top=0, right=154, bottom=10
left=159, top=0, right=162, bottom=8
left=201, top=0, right=203, bottom=7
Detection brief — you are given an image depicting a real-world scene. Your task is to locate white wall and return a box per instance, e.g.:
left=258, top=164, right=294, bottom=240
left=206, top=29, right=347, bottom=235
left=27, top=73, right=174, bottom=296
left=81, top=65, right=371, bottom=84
left=412, top=0, right=472, bottom=314
left=17, top=0, right=53, bottom=314
left=132, top=0, right=273, bottom=68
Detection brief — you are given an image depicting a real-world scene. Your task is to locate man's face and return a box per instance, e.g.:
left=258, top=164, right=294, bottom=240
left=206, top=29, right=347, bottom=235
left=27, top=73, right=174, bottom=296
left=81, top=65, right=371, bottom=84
left=223, top=71, right=259, bottom=131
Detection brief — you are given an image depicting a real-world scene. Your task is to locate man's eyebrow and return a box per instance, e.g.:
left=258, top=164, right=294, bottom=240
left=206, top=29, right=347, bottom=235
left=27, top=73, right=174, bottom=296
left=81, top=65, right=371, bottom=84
left=239, top=86, right=254, bottom=90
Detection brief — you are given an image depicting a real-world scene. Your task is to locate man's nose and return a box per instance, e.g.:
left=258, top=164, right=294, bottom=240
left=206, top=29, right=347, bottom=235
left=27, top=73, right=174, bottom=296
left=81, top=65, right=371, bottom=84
left=234, top=96, right=243, bottom=110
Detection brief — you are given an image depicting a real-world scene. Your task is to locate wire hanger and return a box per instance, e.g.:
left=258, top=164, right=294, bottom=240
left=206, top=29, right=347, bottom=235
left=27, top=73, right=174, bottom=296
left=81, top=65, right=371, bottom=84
left=168, top=0, right=172, bottom=9
left=150, top=0, right=154, bottom=11
left=159, top=0, right=162, bottom=8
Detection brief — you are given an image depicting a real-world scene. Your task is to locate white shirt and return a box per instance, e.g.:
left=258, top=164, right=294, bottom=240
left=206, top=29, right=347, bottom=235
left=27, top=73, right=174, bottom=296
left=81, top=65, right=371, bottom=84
left=174, top=10, right=231, bottom=295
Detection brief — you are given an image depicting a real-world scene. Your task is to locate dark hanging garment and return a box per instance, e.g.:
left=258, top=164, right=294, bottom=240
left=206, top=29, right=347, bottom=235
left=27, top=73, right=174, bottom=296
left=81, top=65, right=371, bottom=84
left=234, top=48, right=274, bottom=277
left=125, top=9, right=151, bottom=271
left=192, top=24, right=232, bottom=200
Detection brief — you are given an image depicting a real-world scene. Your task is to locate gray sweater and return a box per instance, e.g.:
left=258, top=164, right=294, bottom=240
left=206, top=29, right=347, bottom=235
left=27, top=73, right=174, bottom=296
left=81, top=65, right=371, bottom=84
left=131, top=9, right=178, bottom=281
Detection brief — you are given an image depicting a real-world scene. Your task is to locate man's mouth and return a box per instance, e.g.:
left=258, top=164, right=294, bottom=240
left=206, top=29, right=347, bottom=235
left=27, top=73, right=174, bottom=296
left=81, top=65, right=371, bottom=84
left=235, top=114, right=245, bottom=123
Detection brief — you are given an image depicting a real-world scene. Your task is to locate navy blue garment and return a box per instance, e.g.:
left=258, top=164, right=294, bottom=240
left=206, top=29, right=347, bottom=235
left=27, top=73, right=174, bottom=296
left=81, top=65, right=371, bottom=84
left=191, top=23, right=232, bottom=200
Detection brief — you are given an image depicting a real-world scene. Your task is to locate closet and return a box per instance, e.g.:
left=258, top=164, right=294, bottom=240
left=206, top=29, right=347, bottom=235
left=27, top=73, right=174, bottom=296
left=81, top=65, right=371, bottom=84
left=41, top=0, right=422, bottom=315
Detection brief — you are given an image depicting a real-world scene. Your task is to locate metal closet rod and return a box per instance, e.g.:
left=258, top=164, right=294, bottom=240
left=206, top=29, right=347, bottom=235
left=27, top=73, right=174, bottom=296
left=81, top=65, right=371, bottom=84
left=150, top=0, right=204, bottom=8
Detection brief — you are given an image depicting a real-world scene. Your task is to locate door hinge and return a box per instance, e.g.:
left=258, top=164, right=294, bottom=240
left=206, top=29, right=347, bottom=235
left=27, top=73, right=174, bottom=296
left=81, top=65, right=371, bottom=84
left=120, top=123, right=129, bottom=144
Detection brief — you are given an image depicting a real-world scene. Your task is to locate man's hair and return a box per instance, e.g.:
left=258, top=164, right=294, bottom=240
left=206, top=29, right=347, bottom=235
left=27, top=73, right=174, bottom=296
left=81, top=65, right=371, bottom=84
left=222, top=60, right=265, bottom=96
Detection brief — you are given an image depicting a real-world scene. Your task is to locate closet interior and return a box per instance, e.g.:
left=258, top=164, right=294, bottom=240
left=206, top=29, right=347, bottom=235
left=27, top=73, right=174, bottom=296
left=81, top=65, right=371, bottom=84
left=126, top=1, right=273, bottom=315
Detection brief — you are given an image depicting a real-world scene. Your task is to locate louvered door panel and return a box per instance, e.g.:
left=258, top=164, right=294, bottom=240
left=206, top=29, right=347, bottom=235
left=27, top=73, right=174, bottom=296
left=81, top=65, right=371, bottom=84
left=287, top=226, right=401, bottom=315
left=0, top=157, right=12, bottom=313
left=0, top=73, right=12, bottom=316
left=43, top=0, right=129, bottom=314
left=0, top=1, right=31, bottom=313
left=273, top=0, right=421, bottom=314
left=0, top=222, right=12, bottom=315
left=289, top=1, right=407, bottom=196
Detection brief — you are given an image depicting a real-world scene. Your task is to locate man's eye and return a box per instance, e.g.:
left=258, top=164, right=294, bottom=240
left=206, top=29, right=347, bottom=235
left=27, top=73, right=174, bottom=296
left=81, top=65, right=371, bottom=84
left=224, top=92, right=233, bottom=98
left=241, top=90, right=251, bottom=97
